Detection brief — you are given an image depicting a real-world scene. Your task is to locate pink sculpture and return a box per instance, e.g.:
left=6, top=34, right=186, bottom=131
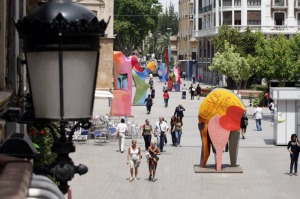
left=110, top=52, right=133, bottom=116
left=208, top=115, right=230, bottom=171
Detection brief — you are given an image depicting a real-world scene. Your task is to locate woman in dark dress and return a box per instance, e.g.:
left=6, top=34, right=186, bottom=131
left=196, top=84, right=202, bottom=100
left=240, top=111, right=248, bottom=139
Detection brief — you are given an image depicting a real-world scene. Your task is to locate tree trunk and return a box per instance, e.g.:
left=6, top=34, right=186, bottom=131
left=234, top=80, right=242, bottom=91
left=244, top=79, right=249, bottom=90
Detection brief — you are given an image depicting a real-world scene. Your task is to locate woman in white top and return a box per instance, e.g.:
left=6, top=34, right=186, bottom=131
left=127, top=139, right=142, bottom=181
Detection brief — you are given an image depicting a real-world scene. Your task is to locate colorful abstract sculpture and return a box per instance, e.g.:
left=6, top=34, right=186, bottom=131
left=198, top=88, right=245, bottom=171
left=132, top=61, right=155, bottom=105
left=158, top=63, right=168, bottom=82
left=111, top=52, right=133, bottom=116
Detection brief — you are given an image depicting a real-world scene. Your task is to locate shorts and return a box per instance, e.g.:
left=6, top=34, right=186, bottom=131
left=130, top=159, right=140, bottom=168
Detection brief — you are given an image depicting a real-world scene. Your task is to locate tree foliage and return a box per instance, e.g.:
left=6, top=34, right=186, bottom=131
left=210, top=41, right=251, bottom=90
left=114, top=0, right=162, bottom=55
left=255, top=34, right=297, bottom=84
left=157, top=3, right=178, bottom=36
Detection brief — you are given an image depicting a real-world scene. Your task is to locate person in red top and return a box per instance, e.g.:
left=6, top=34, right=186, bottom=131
left=163, top=90, right=169, bottom=107
left=264, top=92, right=270, bottom=107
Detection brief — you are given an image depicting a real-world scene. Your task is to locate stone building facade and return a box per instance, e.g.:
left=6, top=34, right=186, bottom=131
left=77, top=0, right=114, bottom=91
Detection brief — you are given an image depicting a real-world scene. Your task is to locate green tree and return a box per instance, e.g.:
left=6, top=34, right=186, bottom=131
left=235, top=28, right=264, bottom=57
left=255, top=34, right=295, bottom=85
left=156, top=34, right=169, bottom=61
left=288, top=33, right=300, bottom=82
left=150, top=3, right=178, bottom=60
left=212, top=26, right=239, bottom=53
left=209, top=41, right=252, bottom=91
left=114, top=0, right=162, bottom=55
left=157, top=3, right=178, bottom=36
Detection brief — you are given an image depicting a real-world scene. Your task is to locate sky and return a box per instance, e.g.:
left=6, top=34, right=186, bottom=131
left=159, top=0, right=178, bottom=12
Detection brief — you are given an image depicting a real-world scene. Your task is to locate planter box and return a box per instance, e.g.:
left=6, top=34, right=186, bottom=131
left=200, top=88, right=262, bottom=99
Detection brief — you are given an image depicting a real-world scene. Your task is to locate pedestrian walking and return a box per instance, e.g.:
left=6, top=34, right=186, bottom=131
left=287, top=134, right=300, bottom=176
left=264, top=92, right=270, bottom=107
left=162, top=82, right=168, bottom=92
left=252, top=105, right=263, bottom=131
left=149, top=77, right=154, bottom=91
left=188, top=84, right=195, bottom=100
left=174, top=104, right=185, bottom=125
left=151, top=88, right=155, bottom=99
left=154, top=116, right=169, bottom=152
left=140, top=119, right=153, bottom=151
left=240, top=111, right=248, bottom=139
left=127, top=139, right=142, bottom=181
left=144, top=94, right=153, bottom=114
left=163, top=90, right=169, bottom=107
left=182, top=71, right=186, bottom=80
left=170, top=116, right=176, bottom=146
left=146, top=141, right=160, bottom=182
left=198, top=74, right=202, bottom=82
left=116, top=118, right=128, bottom=153
left=192, top=73, right=196, bottom=84
left=196, top=84, right=202, bottom=100
left=268, top=100, right=275, bottom=122
left=181, top=84, right=187, bottom=99
left=174, top=117, right=183, bottom=147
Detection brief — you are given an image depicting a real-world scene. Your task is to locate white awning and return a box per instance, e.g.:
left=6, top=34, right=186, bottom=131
left=94, top=90, right=114, bottom=99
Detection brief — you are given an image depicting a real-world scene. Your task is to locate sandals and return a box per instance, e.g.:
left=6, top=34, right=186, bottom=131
left=129, top=177, right=133, bottom=181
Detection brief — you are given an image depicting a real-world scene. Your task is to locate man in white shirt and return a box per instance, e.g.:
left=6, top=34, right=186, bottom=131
left=252, top=105, right=263, bottom=131
left=116, top=118, right=128, bottom=153
left=154, top=116, right=169, bottom=152
left=181, top=84, right=187, bottom=99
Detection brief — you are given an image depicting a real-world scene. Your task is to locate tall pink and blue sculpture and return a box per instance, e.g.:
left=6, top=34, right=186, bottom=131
left=111, top=52, right=133, bottom=116
left=111, top=52, right=155, bottom=116
left=198, top=88, right=245, bottom=171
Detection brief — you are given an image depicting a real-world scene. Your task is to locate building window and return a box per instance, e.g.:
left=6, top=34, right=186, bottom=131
left=273, top=0, right=285, bottom=6
left=274, top=12, right=285, bottom=25
left=234, top=11, right=241, bottom=25
left=297, top=13, right=300, bottom=25
left=192, top=52, right=197, bottom=60
left=247, top=0, right=261, bottom=6
left=297, top=0, right=300, bottom=7
left=247, top=11, right=261, bottom=25
left=234, top=0, right=241, bottom=6
left=199, top=18, right=202, bottom=30
left=223, top=0, right=232, bottom=6
left=223, top=11, right=232, bottom=25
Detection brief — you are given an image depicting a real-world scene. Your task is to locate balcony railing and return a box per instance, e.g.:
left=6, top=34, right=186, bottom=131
left=272, top=0, right=286, bottom=7
left=193, top=25, right=299, bottom=38
left=199, top=5, right=213, bottom=14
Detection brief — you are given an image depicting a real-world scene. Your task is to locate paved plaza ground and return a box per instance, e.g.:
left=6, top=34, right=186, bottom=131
left=68, top=77, right=300, bottom=199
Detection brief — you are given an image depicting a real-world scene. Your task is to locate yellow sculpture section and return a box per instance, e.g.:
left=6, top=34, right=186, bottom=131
left=146, top=61, right=156, bottom=71
left=198, top=88, right=245, bottom=124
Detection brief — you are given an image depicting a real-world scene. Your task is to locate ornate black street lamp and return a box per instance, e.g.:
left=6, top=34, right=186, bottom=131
left=15, top=0, right=109, bottom=194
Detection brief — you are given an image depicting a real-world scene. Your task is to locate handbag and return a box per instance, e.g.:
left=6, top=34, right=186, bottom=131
left=159, top=123, right=165, bottom=136
left=244, top=119, right=248, bottom=126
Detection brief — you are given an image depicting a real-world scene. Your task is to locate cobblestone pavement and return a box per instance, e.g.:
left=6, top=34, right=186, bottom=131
left=68, top=77, right=299, bottom=199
